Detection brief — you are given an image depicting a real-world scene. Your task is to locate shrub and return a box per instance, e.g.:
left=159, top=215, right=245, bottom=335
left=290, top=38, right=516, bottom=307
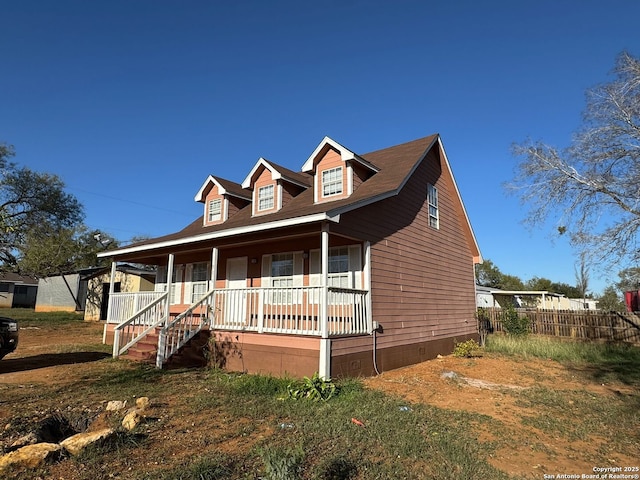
left=259, top=445, right=305, bottom=480
left=502, top=305, right=531, bottom=336
left=287, top=373, right=337, bottom=401
left=453, top=339, right=482, bottom=358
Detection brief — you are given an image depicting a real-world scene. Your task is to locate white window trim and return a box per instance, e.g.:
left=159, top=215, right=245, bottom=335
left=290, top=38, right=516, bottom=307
left=261, top=252, right=304, bottom=304
left=257, top=184, right=275, bottom=212
left=309, top=245, right=362, bottom=301
left=186, top=262, right=210, bottom=304
left=321, top=166, right=344, bottom=198
left=207, top=198, right=222, bottom=223
left=427, top=183, right=439, bottom=229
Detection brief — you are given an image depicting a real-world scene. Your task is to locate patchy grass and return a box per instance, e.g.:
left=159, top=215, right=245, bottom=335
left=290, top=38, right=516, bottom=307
left=0, top=307, right=84, bottom=327
left=2, top=363, right=509, bottom=480
left=485, top=334, right=640, bottom=385
left=3, top=315, right=639, bottom=479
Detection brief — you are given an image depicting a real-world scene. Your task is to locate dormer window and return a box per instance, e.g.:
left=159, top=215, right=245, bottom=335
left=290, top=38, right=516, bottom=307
left=302, top=137, right=379, bottom=204
left=195, top=175, right=251, bottom=226
left=242, top=158, right=311, bottom=216
left=258, top=184, right=275, bottom=211
left=208, top=199, right=222, bottom=222
left=322, top=167, right=343, bottom=197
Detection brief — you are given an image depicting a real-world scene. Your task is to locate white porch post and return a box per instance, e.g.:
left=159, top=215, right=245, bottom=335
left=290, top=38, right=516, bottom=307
left=210, top=247, right=218, bottom=288
left=319, top=224, right=331, bottom=379
left=210, top=247, right=218, bottom=325
left=156, top=254, right=175, bottom=368
left=364, top=241, right=373, bottom=333
left=109, top=261, right=119, bottom=357
left=165, top=254, right=175, bottom=325
left=107, top=261, right=117, bottom=322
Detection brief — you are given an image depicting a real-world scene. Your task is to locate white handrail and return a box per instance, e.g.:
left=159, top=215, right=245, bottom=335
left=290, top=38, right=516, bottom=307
left=111, top=285, right=370, bottom=366
left=112, top=292, right=169, bottom=358
left=156, top=288, right=216, bottom=368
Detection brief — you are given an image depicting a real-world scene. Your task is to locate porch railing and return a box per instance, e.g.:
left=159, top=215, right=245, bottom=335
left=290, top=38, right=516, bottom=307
left=209, top=286, right=371, bottom=336
left=108, top=291, right=166, bottom=323
left=112, top=292, right=169, bottom=357
left=156, top=288, right=216, bottom=367
left=109, top=286, right=371, bottom=365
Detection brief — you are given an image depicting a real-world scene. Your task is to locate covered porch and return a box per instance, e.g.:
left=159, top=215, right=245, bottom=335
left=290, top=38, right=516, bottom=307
left=101, top=222, right=373, bottom=377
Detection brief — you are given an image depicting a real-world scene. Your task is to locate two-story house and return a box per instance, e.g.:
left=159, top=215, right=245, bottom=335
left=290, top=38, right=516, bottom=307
left=98, top=134, right=482, bottom=378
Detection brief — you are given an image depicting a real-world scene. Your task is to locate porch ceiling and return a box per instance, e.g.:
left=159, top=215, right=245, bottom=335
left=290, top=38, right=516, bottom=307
left=107, top=222, right=364, bottom=266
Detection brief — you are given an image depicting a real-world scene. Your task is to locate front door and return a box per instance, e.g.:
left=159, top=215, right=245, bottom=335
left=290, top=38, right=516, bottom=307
left=225, top=257, right=248, bottom=325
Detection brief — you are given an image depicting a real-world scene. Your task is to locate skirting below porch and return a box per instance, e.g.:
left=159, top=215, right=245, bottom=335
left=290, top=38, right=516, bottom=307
left=331, top=333, right=479, bottom=378
left=103, top=320, right=478, bottom=378
left=210, top=331, right=320, bottom=378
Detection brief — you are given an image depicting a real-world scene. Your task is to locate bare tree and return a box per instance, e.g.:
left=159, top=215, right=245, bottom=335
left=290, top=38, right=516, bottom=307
left=510, top=52, right=640, bottom=267
left=574, top=253, right=590, bottom=299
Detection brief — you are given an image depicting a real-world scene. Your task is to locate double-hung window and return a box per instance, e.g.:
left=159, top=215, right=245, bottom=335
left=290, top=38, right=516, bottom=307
left=328, top=247, right=350, bottom=288
left=271, top=253, right=293, bottom=303
left=322, top=167, right=343, bottom=197
left=191, top=262, right=209, bottom=303
left=427, top=183, right=439, bottom=229
left=208, top=199, right=221, bottom=222
left=258, top=184, right=274, bottom=211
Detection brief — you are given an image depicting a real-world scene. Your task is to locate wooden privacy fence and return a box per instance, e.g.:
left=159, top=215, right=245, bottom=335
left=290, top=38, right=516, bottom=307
left=478, top=308, right=640, bottom=344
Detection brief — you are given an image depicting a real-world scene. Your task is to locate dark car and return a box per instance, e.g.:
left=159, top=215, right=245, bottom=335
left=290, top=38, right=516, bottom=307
left=0, top=316, right=18, bottom=359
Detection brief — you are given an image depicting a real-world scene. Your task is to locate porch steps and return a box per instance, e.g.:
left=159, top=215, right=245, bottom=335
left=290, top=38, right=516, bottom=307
left=164, top=330, right=211, bottom=369
left=123, top=328, right=211, bottom=368
left=123, top=329, right=160, bottom=364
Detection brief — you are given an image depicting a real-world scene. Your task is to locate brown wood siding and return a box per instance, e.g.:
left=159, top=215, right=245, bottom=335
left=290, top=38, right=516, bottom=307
left=331, top=333, right=478, bottom=378
left=333, top=148, right=477, bottom=362
left=350, top=162, right=373, bottom=191
left=280, top=182, right=305, bottom=209
left=227, top=195, right=249, bottom=219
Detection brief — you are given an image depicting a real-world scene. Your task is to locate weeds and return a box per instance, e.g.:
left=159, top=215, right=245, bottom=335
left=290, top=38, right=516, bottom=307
left=259, top=444, right=305, bottom=480
left=453, top=339, right=483, bottom=357
left=287, top=373, right=337, bottom=401
left=501, top=305, right=531, bottom=336
left=485, top=335, right=640, bottom=385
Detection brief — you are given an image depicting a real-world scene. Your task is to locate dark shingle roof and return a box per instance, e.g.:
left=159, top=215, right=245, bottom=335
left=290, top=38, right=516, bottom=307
left=108, top=134, right=439, bottom=251
left=214, top=177, right=251, bottom=199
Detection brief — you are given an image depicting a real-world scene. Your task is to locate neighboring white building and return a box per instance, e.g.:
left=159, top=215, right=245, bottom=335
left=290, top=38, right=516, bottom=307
left=476, top=285, right=598, bottom=310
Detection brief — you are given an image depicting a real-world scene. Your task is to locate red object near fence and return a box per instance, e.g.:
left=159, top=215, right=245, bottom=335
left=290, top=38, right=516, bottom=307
left=624, top=290, right=640, bottom=312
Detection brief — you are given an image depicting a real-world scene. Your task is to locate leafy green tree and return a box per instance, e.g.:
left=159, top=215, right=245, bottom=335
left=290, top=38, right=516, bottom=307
left=17, top=226, right=118, bottom=277
left=1, top=142, right=83, bottom=269
left=510, top=52, right=640, bottom=268
left=500, top=274, right=525, bottom=291
left=475, top=259, right=525, bottom=290
left=475, top=259, right=503, bottom=287
left=526, top=276, right=554, bottom=291
left=597, top=285, right=625, bottom=311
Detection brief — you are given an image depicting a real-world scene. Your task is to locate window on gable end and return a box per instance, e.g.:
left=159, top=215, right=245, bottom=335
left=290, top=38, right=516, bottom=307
left=258, top=184, right=274, bottom=211
left=322, top=166, right=343, bottom=197
left=427, top=183, right=439, bottom=229
left=208, top=199, right=222, bottom=222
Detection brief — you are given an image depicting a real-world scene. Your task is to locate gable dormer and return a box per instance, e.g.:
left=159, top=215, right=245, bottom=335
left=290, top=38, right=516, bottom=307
left=242, top=158, right=311, bottom=216
left=302, top=137, right=379, bottom=204
left=195, top=176, right=251, bottom=226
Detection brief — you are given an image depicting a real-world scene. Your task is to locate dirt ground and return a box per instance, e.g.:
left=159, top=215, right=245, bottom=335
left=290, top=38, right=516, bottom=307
left=365, top=354, right=638, bottom=477
left=1, top=324, right=638, bottom=479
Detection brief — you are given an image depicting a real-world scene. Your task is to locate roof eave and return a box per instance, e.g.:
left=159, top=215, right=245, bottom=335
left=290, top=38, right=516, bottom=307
left=97, top=212, right=340, bottom=259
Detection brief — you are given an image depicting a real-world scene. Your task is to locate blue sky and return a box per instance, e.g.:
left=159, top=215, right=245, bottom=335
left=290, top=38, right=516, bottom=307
left=1, top=1, right=639, bottom=295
